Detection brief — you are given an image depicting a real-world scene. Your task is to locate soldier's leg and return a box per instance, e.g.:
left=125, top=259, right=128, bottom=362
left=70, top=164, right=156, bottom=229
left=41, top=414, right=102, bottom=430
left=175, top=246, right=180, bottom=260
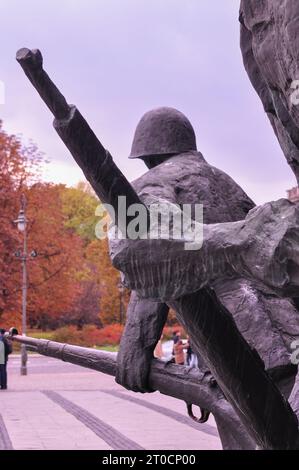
left=116, top=291, right=169, bottom=393
left=170, top=288, right=299, bottom=449
left=211, top=278, right=299, bottom=371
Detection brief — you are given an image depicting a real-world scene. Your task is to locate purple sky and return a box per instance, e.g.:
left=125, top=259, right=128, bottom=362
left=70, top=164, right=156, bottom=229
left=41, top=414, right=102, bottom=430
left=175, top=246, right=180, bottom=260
left=1, top=0, right=296, bottom=204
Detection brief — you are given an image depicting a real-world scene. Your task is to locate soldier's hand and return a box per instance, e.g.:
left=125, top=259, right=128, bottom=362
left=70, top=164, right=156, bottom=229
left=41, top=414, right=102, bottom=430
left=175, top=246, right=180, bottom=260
left=115, top=293, right=168, bottom=393
left=116, top=342, right=154, bottom=393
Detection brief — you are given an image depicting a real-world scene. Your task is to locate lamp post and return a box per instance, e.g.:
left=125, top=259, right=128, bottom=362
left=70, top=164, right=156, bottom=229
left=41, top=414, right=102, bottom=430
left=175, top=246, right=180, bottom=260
left=14, top=194, right=28, bottom=376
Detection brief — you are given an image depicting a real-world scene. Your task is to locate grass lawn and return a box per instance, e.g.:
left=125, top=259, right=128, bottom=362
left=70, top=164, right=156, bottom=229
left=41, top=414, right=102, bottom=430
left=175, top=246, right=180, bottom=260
left=95, top=345, right=118, bottom=352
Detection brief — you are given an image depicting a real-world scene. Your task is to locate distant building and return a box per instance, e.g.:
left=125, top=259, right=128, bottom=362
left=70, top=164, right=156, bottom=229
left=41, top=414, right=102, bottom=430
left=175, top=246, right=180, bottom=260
left=287, top=186, right=299, bottom=203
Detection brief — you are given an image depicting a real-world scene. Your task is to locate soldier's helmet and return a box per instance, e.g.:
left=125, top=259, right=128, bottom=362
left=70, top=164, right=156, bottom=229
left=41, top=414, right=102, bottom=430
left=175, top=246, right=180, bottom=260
left=129, top=107, right=197, bottom=159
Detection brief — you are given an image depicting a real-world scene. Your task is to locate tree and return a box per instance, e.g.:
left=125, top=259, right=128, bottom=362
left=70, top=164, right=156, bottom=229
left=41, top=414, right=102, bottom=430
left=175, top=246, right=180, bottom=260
left=0, top=121, right=42, bottom=327
left=0, top=120, right=128, bottom=330
left=24, top=183, right=85, bottom=329
left=60, top=182, right=99, bottom=243
left=85, top=239, right=130, bottom=325
left=61, top=277, right=102, bottom=329
left=61, top=183, right=130, bottom=326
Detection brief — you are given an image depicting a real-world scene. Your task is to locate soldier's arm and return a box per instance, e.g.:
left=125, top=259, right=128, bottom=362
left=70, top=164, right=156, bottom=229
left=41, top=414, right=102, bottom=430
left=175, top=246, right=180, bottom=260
left=111, top=200, right=299, bottom=301
left=116, top=291, right=169, bottom=393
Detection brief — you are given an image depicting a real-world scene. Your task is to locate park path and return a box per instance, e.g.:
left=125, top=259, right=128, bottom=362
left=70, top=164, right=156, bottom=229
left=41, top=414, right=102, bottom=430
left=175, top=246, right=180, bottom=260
left=0, top=355, right=221, bottom=450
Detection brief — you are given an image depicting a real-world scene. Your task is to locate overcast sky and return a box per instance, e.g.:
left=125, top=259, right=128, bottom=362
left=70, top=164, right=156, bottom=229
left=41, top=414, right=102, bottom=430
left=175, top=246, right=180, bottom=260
left=1, top=0, right=296, bottom=204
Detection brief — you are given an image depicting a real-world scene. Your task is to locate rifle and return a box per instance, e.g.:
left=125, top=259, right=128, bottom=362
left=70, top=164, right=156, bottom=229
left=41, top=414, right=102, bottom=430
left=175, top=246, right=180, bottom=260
left=5, top=328, right=254, bottom=449
left=16, top=48, right=147, bottom=236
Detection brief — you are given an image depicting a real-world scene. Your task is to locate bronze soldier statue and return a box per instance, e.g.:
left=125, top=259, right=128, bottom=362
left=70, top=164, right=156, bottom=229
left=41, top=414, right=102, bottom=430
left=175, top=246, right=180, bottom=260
left=114, top=106, right=299, bottom=431
left=16, top=48, right=299, bottom=449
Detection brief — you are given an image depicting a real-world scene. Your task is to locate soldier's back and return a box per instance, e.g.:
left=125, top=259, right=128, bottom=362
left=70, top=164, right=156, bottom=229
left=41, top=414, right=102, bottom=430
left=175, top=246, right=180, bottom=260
left=132, top=151, right=299, bottom=375
left=133, top=151, right=255, bottom=224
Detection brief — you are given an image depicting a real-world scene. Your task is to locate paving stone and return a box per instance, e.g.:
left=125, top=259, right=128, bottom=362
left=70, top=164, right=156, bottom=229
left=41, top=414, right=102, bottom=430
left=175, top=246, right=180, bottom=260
left=1, top=356, right=221, bottom=450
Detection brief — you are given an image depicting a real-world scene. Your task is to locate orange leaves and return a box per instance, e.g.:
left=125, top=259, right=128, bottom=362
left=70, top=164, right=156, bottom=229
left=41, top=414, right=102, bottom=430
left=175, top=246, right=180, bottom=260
left=0, top=123, right=34, bottom=321
left=25, top=183, right=84, bottom=329
left=85, top=238, right=129, bottom=325
left=0, top=122, right=129, bottom=332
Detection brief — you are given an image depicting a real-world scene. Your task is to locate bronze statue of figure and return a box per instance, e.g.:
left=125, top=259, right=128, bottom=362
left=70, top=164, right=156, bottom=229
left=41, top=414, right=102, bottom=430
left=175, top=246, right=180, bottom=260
left=116, top=106, right=299, bottom=390
left=112, top=107, right=299, bottom=449
left=15, top=0, right=299, bottom=445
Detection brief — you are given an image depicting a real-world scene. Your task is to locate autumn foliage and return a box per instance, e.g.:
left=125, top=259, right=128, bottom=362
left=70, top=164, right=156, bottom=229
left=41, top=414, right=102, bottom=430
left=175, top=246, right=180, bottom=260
left=0, top=122, right=129, bottom=333
left=0, top=121, right=42, bottom=326
left=0, top=121, right=181, bottom=345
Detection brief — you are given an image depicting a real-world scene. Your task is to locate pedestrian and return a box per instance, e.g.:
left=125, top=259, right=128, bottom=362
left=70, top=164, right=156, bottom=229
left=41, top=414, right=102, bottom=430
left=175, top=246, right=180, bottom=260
left=0, top=329, right=12, bottom=390
left=186, top=337, right=199, bottom=368
left=154, top=334, right=164, bottom=359
left=173, top=338, right=185, bottom=366
left=173, top=330, right=181, bottom=347
left=172, top=330, right=180, bottom=345
left=170, top=330, right=181, bottom=363
left=186, top=336, right=192, bottom=366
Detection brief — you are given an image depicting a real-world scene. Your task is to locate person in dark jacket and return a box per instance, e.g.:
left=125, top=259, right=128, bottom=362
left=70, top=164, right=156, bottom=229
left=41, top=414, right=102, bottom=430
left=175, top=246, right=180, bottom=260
left=0, top=329, right=12, bottom=390
left=186, top=336, right=199, bottom=368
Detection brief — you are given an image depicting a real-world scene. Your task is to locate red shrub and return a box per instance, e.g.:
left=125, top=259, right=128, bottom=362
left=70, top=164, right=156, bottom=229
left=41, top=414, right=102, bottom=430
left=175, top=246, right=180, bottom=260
left=81, top=323, right=124, bottom=346
left=49, top=324, right=124, bottom=347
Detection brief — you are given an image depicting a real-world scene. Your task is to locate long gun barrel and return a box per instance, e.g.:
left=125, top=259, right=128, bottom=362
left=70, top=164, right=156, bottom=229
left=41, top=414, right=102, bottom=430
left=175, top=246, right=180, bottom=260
left=16, top=48, right=147, bottom=235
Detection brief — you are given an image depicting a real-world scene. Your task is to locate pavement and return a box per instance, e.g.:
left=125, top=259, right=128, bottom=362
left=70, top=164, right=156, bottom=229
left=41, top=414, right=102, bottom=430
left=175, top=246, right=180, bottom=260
left=0, top=355, right=221, bottom=450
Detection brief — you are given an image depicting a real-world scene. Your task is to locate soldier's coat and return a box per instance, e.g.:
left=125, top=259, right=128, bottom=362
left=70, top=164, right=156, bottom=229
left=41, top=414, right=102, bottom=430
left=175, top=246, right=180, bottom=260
left=111, top=151, right=299, bottom=371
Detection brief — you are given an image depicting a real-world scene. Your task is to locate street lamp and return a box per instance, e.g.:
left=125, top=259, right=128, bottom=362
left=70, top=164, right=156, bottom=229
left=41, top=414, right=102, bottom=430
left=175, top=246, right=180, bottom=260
left=14, top=195, right=28, bottom=376
left=15, top=209, right=26, bottom=232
